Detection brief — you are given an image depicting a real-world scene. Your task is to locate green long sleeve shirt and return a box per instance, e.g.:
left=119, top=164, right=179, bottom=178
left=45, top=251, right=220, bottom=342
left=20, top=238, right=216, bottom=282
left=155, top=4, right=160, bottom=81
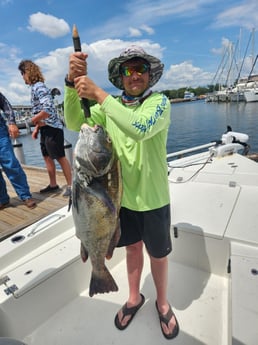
left=64, top=87, right=171, bottom=211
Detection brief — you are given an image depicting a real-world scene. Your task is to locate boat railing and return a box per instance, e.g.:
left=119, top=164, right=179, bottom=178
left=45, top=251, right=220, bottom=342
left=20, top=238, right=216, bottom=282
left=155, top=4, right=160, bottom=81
left=167, top=142, right=216, bottom=161
left=27, top=213, right=66, bottom=237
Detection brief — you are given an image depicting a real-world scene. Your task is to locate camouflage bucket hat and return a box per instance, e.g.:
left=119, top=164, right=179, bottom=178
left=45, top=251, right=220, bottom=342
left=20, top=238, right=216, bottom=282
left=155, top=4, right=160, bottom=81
left=108, top=45, right=164, bottom=90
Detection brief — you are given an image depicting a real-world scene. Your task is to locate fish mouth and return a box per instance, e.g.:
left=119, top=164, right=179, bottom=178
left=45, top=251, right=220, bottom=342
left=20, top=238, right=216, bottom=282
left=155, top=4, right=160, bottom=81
left=77, top=124, right=114, bottom=176
left=81, top=124, right=102, bottom=133
left=80, top=124, right=111, bottom=142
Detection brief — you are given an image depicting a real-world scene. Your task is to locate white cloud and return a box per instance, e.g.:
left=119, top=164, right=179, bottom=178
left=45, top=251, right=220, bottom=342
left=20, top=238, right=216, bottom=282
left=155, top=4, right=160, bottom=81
left=89, top=0, right=212, bottom=40
left=211, top=37, right=233, bottom=55
left=140, top=24, right=154, bottom=35
left=129, top=27, right=142, bottom=37
left=1, top=38, right=168, bottom=103
left=162, top=61, right=214, bottom=89
left=27, top=12, right=70, bottom=38
left=213, top=0, right=258, bottom=30
left=128, top=24, right=154, bottom=37
left=0, top=38, right=213, bottom=104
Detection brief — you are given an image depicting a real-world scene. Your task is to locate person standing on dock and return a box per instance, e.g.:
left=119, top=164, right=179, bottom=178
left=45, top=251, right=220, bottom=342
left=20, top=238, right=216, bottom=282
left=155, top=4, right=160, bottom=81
left=18, top=60, right=72, bottom=197
left=64, top=45, right=179, bottom=339
left=0, top=92, right=36, bottom=209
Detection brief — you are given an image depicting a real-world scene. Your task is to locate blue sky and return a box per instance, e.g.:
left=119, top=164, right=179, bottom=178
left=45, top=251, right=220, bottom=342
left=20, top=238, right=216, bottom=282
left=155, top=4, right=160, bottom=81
left=0, top=0, right=258, bottom=105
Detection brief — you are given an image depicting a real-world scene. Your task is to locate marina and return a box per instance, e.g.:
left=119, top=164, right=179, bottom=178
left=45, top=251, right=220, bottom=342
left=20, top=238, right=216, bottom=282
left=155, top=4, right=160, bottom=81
left=14, top=100, right=258, bottom=170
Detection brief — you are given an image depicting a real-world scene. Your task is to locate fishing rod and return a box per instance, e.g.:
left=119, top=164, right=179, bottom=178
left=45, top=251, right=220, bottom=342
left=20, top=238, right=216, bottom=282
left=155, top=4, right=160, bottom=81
left=72, top=24, right=91, bottom=118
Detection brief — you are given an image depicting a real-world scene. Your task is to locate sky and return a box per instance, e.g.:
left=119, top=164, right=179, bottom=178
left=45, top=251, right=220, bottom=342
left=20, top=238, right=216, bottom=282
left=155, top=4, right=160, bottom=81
left=0, top=0, right=258, bottom=105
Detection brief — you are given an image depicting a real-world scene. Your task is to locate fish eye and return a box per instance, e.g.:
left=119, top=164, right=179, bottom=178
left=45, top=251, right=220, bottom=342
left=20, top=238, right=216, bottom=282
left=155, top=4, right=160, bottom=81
left=107, top=137, right=112, bottom=143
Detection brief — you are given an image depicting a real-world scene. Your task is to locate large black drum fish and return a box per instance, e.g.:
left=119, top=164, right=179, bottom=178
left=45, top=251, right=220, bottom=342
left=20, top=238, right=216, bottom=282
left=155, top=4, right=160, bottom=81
left=72, top=124, right=122, bottom=297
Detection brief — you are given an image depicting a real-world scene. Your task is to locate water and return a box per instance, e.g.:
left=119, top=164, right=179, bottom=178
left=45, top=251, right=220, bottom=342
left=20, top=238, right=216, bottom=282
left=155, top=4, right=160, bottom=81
left=17, top=100, right=258, bottom=167
left=168, top=100, right=258, bottom=153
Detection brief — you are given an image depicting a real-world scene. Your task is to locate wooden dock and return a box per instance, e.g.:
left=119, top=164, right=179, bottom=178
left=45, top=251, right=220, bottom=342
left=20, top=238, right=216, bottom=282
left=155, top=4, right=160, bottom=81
left=0, top=165, right=70, bottom=241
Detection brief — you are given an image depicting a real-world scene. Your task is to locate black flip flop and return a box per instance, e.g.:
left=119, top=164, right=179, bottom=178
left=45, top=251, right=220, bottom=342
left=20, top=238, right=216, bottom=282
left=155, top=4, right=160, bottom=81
left=155, top=301, right=179, bottom=339
left=114, top=293, right=145, bottom=330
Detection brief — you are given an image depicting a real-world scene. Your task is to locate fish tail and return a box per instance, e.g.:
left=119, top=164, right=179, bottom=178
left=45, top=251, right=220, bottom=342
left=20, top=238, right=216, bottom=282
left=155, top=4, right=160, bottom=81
left=89, top=266, right=118, bottom=297
left=106, top=224, right=121, bottom=260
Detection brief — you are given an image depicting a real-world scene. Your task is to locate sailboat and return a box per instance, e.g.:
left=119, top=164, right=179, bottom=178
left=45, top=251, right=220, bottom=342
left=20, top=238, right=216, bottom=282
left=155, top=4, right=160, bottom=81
left=243, top=54, right=258, bottom=102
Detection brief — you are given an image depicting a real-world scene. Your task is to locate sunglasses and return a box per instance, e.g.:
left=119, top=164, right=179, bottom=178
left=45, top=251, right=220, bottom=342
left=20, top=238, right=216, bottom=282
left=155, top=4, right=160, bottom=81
left=120, top=63, right=149, bottom=77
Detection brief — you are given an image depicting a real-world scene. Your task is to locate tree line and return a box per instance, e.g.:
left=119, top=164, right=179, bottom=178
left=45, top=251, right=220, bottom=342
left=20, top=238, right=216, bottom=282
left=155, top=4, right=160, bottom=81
left=162, top=84, right=220, bottom=100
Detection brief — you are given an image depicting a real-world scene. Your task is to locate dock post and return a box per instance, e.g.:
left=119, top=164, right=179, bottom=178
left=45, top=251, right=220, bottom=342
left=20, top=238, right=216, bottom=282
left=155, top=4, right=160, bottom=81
left=12, top=139, right=26, bottom=164
left=25, top=119, right=31, bottom=134
left=64, top=139, right=73, bottom=166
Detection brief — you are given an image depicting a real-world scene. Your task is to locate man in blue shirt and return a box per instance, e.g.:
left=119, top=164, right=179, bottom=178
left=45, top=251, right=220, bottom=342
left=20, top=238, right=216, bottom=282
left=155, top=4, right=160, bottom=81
left=0, top=92, right=36, bottom=209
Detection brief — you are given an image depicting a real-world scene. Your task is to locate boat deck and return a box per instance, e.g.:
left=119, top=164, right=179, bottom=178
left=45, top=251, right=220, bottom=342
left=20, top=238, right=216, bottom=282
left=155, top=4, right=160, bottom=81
left=0, top=165, right=69, bottom=241
left=22, top=253, right=228, bottom=345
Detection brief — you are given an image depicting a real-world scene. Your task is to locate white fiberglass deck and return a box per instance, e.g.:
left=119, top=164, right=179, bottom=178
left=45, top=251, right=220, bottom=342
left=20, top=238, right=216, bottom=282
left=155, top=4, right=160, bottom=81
left=22, top=253, right=228, bottom=345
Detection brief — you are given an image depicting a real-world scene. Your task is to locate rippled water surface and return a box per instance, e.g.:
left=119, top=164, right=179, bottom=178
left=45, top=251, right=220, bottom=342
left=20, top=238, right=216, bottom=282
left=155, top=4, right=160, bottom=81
left=18, top=100, right=258, bottom=167
left=167, top=100, right=258, bottom=153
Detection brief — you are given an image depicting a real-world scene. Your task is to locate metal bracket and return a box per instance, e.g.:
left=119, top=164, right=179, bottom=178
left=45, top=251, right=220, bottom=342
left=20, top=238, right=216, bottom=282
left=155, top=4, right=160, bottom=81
left=4, top=284, right=18, bottom=296
left=227, top=258, right=231, bottom=274
left=0, top=275, right=10, bottom=285
left=173, top=226, right=178, bottom=238
left=1, top=276, right=18, bottom=296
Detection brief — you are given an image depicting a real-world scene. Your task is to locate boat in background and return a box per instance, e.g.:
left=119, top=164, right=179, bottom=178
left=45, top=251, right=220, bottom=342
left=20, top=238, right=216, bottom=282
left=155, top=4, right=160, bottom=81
left=183, top=90, right=197, bottom=101
left=15, top=117, right=34, bottom=132
left=0, top=130, right=257, bottom=345
left=206, top=30, right=258, bottom=103
left=243, top=55, right=258, bottom=102
left=244, top=86, right=258, bottom=102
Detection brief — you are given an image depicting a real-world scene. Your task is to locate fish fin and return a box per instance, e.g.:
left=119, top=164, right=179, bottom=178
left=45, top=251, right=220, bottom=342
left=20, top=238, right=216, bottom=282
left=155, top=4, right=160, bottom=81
left=68, top=193, right=72, bottom=211
left=89, top=266, right=118, bottom=297
left=106, top=222, right=121, bottom=260
left=72, top=181, right=81, bottom=212
left=80, top=242, right=89, bottom=263
left=86, top=180, right=116, bottom=214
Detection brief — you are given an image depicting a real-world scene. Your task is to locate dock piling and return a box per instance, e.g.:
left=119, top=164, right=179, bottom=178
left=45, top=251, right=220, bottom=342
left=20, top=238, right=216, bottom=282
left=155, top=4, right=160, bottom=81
left=12, top=139, right=26, bottom=164
left=64, top=139, right=73, bottom=166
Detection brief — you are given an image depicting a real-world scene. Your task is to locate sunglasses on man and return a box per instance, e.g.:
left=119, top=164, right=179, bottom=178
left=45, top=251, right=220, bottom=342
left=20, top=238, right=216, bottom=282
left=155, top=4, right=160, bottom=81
left=120, top=63, right=150, bottom=77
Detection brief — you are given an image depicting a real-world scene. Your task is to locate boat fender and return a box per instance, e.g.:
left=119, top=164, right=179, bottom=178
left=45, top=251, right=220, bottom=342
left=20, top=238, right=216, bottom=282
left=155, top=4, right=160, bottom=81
left=221, top=131, right=249, bottom=144
left=209, top=143, right=244, bottom=157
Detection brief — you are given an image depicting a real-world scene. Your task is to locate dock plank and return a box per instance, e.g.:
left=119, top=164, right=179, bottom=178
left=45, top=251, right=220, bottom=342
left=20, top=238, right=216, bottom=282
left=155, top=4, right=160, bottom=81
left=0, top=165, right=70, bottom=241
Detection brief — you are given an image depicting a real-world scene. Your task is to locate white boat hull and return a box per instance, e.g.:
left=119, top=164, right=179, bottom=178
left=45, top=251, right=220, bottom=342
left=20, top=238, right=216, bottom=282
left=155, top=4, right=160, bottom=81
left=244, top=88, right=258, bottom=102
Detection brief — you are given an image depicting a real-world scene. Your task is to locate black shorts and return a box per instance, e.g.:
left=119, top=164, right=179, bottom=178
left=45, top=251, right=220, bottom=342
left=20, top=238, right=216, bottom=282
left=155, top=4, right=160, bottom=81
left=40, top=126, right=65, bottom=159
left=117, top=204, right=172, bottom=258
